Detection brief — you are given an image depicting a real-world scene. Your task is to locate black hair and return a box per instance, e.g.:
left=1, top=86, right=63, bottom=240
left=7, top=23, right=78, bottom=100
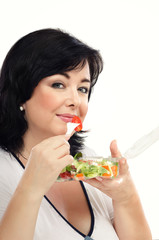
left=0, top=28, right=103, bottom=156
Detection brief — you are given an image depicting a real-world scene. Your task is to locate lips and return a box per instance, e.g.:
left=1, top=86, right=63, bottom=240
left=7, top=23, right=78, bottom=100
left=56, top=114, right=75, bottom=123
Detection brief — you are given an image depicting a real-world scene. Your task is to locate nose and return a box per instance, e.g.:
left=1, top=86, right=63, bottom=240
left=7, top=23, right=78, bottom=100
left=65, top=88, right=81, bottom=108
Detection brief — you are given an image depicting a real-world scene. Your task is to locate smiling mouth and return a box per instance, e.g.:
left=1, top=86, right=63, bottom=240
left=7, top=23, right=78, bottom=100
left=56, top=114, right=75, bottom=123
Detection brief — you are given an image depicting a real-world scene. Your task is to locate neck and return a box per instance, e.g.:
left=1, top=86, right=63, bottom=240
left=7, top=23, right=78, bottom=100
left=20, top=129, right=56, bottom=161
left=23, top=128, right=52, bottom=150
left=17, top=132, right=42, bottom=166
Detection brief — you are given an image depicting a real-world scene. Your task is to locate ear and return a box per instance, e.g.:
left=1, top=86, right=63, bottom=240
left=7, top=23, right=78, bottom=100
left=22, top=103, right=26, bottom=110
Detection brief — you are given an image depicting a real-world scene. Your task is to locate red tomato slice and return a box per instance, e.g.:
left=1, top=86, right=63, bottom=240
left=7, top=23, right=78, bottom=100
left=72, top=116, right=82, bottom=132
left=59, top=172, right=72, bottom=179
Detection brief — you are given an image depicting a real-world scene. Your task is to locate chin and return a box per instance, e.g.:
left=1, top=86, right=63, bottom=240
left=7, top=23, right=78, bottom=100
left=51, top=129, right=67, bottom=136
left=45, top=124, right=67, bottom=137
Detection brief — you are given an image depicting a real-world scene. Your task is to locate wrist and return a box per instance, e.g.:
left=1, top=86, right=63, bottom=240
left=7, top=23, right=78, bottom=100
left=16, top=174, right=45, bottom=203
left=113, top=191, right=140, bottom=208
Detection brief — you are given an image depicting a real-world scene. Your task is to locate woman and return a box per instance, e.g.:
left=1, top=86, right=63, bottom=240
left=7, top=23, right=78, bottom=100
left=0, top=28, right=151, bottom=240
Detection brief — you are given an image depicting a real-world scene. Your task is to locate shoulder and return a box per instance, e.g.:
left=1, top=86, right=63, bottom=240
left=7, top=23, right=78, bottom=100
left=0, top=148, right=23, bottom=190
left=0, top=148, right=16, bottom=171
left=0, top=148, right=13, bottom=170
left=0, top=148, right=24, bottom=217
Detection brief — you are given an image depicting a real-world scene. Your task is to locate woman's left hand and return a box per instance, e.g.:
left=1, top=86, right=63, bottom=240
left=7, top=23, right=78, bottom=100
left=85, top=140, right=137, bottom=204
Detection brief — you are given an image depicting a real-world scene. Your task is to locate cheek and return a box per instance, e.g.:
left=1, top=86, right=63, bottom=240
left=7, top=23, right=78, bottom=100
left=80, top=100, right=88, bottom=120
left=36, top=88, right=60, bottom=110
left=39, top=93, right=55, bottom=109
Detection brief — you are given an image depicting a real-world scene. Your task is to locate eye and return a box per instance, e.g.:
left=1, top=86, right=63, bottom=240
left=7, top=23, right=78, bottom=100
left=78, top=87, right=89, bottom=94
left=52, top=82, right=64, bottom=89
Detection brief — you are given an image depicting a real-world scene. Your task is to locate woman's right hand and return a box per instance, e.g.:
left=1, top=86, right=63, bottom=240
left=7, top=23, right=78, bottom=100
left=19, top=135, right=73, bottom=198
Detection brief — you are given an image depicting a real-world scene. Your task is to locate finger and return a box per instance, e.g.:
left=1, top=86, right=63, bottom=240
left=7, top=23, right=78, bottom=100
left=51, top=135, right=70, bottom=150
left=55, top=144, right=70, bottom=159
left=39, top=135, right=70, bottom=150
left=84, top=177, right=111, bottom=192
left=60, top=155, right=74, bottom=168
left=84, top=178, right=103, bottom=188
left=119, top=158, right=129, bottom=175
left=110, top=140, right=121, bottom=158
left=65, top=134, right=71, bottom=140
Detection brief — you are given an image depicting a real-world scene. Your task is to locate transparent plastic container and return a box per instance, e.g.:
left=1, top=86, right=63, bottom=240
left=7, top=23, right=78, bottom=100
left=56, top=156, right=119, bottom=182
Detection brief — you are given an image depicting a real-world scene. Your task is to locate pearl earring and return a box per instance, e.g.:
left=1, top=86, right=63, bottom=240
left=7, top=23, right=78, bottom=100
left=20, top=106, right=24, bottom=111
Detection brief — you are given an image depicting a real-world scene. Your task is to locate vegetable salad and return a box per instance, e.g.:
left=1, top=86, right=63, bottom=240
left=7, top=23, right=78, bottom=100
left=57, top=153, right=119, bottom=182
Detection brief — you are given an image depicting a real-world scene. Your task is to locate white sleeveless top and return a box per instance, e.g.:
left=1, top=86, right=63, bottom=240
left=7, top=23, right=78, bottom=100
left=0, top=148, right=119, bottom=240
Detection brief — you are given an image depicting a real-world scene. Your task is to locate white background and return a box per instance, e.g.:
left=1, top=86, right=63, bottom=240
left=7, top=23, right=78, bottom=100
left=0, top=0, right=159, bottom=238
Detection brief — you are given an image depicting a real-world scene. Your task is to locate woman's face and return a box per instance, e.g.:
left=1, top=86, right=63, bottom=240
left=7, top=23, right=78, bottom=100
left=23, top=62, right=90, bottom=140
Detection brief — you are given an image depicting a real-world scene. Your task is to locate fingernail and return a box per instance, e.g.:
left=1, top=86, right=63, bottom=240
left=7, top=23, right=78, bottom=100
left=113, top=139, right=118, bottom=148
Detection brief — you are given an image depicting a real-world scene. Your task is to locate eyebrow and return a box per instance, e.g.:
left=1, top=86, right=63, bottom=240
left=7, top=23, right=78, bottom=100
left=60, top=72, right=91, bottom=83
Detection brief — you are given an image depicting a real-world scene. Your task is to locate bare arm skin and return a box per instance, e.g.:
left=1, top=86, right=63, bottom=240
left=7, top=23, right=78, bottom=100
left=0, top=135, right=73, bottom=240
left=112, top=160, right=152, bottom=240
left=0, top=183, right=43, bottom=240
left=85, top=140, right=152, bottom=240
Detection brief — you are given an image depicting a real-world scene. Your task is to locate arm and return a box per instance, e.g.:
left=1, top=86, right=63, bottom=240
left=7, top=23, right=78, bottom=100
left=0, top=182, right=43, bottom=240
left=0, top=135, right=73, bottom=240
left=85, top=140, right=152, bottom=240
left=113, top=191, right=151, bottom=240
left=112, top=160, right=152, bottom=240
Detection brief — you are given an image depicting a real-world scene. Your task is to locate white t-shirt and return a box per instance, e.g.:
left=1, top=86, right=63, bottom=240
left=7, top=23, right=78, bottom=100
left=0, top=147, right=119, bottom=240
